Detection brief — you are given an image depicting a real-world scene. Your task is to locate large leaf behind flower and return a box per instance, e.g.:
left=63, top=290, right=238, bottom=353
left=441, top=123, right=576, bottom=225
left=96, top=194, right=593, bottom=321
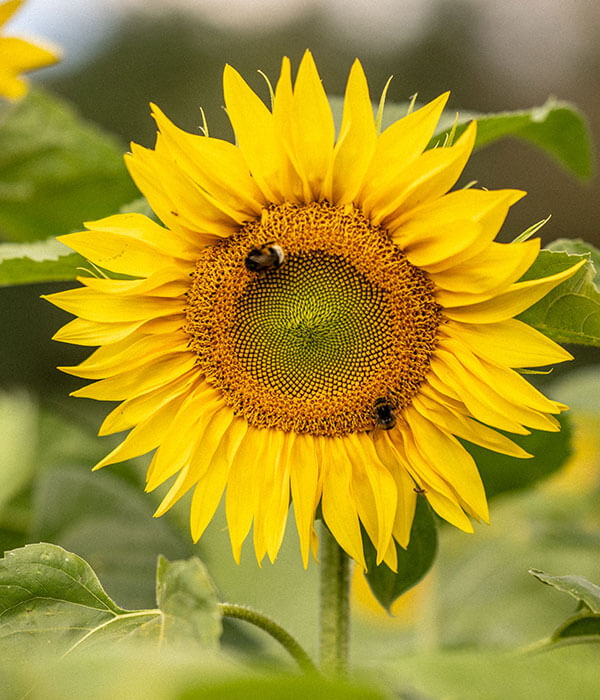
left=0, top=89, right=138, bottom=243
left=363, top=498, right=437, bottom=613
left=431, top=97, right=593, bottom=180
left=518, top=241, right=600, bottom=346
left=0, top=544, right=221, bottom=656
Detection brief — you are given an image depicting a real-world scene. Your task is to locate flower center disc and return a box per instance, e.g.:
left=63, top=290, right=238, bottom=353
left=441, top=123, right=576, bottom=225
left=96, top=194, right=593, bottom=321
left=184, top=202, right=442, bottom=436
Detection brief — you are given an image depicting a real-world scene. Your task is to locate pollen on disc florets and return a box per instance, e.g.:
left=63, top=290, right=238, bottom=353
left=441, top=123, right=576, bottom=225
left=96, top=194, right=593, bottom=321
left=184, top=201, right=442, bottom=437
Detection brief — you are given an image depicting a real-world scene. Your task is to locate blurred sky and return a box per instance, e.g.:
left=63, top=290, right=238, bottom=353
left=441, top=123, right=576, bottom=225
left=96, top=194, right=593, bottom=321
left=7, top=0, right=600, bottom=92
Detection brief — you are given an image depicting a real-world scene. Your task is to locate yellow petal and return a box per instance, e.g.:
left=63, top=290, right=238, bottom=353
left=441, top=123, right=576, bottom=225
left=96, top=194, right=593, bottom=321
left=327, top=59, right=376, bottom=205
left=272, top=56, right=304, bottom=203
left=374, top=121, right=477, bottom=226
left=358, top=92, right=449, bottom=211
left=71, top=353, right=197, bottom=401
left=352, top=433, right=397, bottom=563
left=441, top=336, right=563, bottom=414
left=225, top=426, right=266, bottom=564
left=432, top=350, right=558, bottom=432
left=59, top=333, right=189, bottom=380
left=433, top=239, right=540, bottom=301
left=391, top=188, right=526, bottom=271
left=0, top=33, right=57, bottom=69
left=93, top=390, right=187, bottom=470
left=413, top=392, right=531, bottom=458
left=253, top=430, right=292, bottom=564
left=289, top=50, right=335, bottom=201
left=423, top=488, right=474, bottom=533
left=441, top=319, right=573, bottom=367
left=154, top=406, right=235, bottom=517
left=223, top=63, right=281, bottom=203
left=43, top=287, right=183, bottom=323
left=444, top=259, right=586, bottom=323
left=78, top=270, right=189, bottom=298
left=0, top=69, right=26, bottom=99
left=151, top=103, right=265, bottom=217
left=397, top=429, right=474, bottom=532
left=396, top=219, right=483, bottom=269
left=429, top=355, right=528, bottom=434
left=126, top=144, right=241, bottom=237
left=0, top=0, right=23, bottom=27
left=372, top=431, right=417, bottom=548
left=99, top=368, right=196, bottom=436
left=404, top=405, right=489, bottom=522
left=190, top=416, right=247, bottom=541
left=58, top=231, right=178, bottom=278
left=289, top=433, right=321, bottom=568
left=145, top=385, right=223, bottom=491
left=320, top=436, right=366, bottom=568
left=52, top=317, right=145, bottom=346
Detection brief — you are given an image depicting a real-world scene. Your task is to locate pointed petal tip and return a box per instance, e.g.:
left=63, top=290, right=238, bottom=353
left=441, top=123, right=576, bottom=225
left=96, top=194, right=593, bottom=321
left=232, top=549, right=242, bottom=566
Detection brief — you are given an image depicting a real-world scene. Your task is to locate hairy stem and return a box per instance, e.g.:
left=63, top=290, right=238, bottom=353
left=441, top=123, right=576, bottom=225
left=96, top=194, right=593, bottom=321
left=319, top=523, right=351, bottom=675
left=219, top=603, right=316, bottom=673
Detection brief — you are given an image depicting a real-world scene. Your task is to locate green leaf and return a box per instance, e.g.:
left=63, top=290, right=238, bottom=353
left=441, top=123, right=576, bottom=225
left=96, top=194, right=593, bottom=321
left=465, top=414, right=572, bottom=500
left=0, top=543, right=221, bottom=655
left=529, top=570, right=600, bottom=645
left=363, top=498, right=437, bottom=613
left=529, top=570, right=600, bottom=614
left=0, top=195, right=155, bottom=286
left=554, top=614, right=600, bottom=642
left=0, top=89, right=138, bottom=242
left=154, top=554, right=222, bottom=646
left=0, top=237, right=84, bottom=287
left=518, top=243, right=600, bottom=347
left=433, top=98, right=592, bottom=179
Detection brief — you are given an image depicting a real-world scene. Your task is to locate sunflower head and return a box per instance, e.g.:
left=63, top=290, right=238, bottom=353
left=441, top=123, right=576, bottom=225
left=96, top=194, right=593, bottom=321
left=45, top=51, right=582, bottom=570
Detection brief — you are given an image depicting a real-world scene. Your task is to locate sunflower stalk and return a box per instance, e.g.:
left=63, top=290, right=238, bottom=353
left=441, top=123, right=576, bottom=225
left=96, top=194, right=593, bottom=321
left=319, top=524, right=352, bottom=675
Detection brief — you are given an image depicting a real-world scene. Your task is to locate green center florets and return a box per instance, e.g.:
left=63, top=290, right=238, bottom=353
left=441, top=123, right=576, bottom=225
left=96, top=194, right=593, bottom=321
left=184, top=201, right=441, bottom=436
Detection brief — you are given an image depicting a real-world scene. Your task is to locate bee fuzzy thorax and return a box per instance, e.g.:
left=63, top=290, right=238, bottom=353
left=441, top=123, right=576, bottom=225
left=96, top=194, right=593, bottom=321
left=373, top=397, right=396, bottom=430
left=245, top=242, right=285, bottom=272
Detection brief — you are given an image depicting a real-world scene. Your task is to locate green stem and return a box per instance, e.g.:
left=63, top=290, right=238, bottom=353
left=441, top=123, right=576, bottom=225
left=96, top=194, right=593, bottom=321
left=218, top=603, right=316, bottom=673
left=319, top=523, right=351, bottom=675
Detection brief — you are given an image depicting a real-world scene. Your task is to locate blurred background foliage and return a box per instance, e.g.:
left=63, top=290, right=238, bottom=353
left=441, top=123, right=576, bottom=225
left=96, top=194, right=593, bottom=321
left=1, top=1, right=600, bottom=696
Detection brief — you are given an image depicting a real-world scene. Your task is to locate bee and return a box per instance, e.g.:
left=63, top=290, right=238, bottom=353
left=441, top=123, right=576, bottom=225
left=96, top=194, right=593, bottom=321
left=244, top=242, right=285, bottom=272
left=373, top=397, right=396, bottom=430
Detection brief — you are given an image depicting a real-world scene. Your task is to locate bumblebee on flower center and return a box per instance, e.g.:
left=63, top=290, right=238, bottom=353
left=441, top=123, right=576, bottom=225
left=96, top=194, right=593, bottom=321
left=184, top=201, right=442, bottom=437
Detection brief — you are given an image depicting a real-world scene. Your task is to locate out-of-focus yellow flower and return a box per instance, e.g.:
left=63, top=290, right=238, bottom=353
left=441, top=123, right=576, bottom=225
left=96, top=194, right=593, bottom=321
left=352, top=566, right=430, bottom=625
left=545, top=414, right=600, bottom=493
left=0, top=0, right=59, bottom=100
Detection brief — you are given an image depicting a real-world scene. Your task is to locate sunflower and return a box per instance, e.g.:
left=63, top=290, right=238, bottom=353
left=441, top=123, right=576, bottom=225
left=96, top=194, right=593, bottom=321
left=45, top=52, right=582, bottom=570
left=0, top=0, right=58, bottom=100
